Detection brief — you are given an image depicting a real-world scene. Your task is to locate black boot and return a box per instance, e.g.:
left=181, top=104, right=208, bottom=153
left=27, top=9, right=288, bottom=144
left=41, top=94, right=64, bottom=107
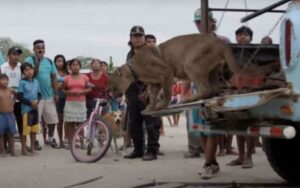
left=124, top=150, right=143, bottom=159
left=142, top=153, right=157, bottom=161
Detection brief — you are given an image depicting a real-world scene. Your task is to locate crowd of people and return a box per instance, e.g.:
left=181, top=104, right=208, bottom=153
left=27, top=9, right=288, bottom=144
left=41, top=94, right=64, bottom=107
left=0, top=7, right=274, bottom=180
left=0, top=40, right=111, bottom=155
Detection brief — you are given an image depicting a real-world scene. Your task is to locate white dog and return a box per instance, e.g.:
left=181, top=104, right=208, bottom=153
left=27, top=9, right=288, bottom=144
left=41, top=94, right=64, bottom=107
left=103, top=110, right=126, bottom=154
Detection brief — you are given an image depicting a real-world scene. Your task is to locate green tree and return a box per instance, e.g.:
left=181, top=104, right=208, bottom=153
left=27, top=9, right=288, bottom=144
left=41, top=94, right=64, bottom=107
left=0, top=37, right=32, bottom=63
left=75, top=56, right=92, bottom=69
left=0, top=37, right=14, bottom=57
left=108, top=56, right=114, bottom=74
left=14, top=42, right=32, bottom=62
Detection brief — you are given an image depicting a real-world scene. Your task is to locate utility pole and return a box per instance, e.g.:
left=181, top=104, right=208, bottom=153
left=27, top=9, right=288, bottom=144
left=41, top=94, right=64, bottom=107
left=200, top=0, right=209, bottom=34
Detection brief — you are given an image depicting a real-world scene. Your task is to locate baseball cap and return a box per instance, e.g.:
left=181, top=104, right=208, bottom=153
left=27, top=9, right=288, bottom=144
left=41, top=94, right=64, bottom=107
left=8, top=47, right=22, bottom=55
left=194, top=8, right=214, bottom=21
left=130, top=26, right=145, bottom=35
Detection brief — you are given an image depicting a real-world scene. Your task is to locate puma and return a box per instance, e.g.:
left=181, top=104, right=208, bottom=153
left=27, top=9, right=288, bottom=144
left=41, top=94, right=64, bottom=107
left=110, top=34, right=276, bottom=112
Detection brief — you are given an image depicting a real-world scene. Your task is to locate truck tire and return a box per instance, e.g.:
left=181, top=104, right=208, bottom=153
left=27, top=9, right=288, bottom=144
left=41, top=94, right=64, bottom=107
left=264, top=128, right=300, bottom=184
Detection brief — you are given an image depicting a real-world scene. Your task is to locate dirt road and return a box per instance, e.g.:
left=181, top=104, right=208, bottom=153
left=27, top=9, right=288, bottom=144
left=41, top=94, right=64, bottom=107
left=0, top=116, right=285, bottom=188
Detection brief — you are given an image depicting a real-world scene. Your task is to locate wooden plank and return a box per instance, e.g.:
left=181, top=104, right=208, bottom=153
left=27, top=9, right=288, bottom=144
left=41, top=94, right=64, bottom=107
left=142, top=100, right=205, bottom=116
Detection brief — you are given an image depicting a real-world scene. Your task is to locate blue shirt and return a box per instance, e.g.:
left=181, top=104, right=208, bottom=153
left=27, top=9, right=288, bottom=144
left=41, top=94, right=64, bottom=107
left=25, top=56, right=57, bottom=99
left=56, top=72, right=66, bottom=98
left=18, top=78, right=41, bottom=114
left=0, top=51, right=4, bottom=66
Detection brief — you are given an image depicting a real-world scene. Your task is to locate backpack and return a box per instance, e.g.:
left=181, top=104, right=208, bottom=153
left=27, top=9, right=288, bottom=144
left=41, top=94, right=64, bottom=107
left=30, top=55, right=53, bottom=77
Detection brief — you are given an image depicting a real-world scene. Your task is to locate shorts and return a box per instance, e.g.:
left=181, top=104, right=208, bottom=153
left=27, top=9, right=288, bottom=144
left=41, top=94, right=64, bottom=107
left=170, top=98, right=178, bottom=105
left=0, top=113, right=17, bottom=135
left=38, top=97, right=59, bottom=124
left=188, top=108, right=213, bottom=137
left=22, top=110, right=40, bottom=136
left=64, top=101, right=87, bottom=123
left=110, top=100, right=119, bottom=112
left=56, top=97, right=66, bottom=115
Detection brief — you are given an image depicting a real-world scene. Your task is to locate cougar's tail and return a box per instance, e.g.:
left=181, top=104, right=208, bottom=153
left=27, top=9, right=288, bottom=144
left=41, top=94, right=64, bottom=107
left=222, top=45, right=264, bottom=77
left=222, top=45, right=241, bottom=74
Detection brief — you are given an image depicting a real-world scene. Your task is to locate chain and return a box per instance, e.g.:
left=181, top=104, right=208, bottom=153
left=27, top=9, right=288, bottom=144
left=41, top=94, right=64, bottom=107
left=216, top=0, right=231, bottom=31
left=266, top=13, right=285, bottom=37
left=246, top=3, right=290, bottom=65
left=244, top=0, right=249, bottom=25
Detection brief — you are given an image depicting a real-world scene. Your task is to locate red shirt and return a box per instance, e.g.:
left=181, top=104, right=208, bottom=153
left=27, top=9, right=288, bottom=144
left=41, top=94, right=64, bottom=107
left=172, top=81, right=182, bottom=95
left=86, top=72, right=109, bottom=99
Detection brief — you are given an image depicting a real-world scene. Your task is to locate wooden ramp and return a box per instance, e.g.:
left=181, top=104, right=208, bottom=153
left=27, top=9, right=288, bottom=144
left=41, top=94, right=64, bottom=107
left=141, top=99, right=205, bottom=116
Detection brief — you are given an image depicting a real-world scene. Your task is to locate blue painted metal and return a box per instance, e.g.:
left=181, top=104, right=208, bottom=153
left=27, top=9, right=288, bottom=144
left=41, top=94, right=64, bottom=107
left=250, top=98, right=300, bottom=121
left=280, top=2, right=300, bottom=93
left=222, top=95, right=260, bottom=108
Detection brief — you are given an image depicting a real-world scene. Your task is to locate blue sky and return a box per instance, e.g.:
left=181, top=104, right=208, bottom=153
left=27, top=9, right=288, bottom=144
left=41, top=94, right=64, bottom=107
left=0, top=0, right=287, bottom=66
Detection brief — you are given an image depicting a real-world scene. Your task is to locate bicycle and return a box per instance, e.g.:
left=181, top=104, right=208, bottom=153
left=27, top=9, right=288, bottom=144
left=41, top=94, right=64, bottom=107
left=71, top=98, right=112, bottom=163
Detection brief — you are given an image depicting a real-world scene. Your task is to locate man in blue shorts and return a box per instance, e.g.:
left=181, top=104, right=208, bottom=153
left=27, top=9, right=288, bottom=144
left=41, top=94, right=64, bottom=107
left=183, top=8, right=232, bottom=179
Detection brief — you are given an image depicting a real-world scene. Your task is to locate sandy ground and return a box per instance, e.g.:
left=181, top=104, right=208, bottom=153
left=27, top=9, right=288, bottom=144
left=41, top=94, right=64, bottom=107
left=0, top=115, right=285, bottom=188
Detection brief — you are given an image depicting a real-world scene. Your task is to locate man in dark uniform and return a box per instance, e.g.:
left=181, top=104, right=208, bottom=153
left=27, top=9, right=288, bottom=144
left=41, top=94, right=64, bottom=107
left=124, top=26, right=161, bottom=161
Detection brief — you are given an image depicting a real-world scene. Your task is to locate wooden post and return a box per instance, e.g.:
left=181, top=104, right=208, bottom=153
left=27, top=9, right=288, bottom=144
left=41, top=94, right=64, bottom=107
left=200, top=0, right=209, bottom=34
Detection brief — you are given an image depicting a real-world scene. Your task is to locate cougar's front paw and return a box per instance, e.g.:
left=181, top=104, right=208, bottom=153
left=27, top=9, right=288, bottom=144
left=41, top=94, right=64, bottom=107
left=180, top=98, right=192, bottom=104
left=143, top=105, right=155, bottom=113
left=155, top=101, right=169, bottom=110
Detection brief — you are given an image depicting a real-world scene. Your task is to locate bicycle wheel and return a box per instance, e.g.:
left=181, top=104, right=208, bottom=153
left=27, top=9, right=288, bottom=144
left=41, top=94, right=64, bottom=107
left=71, top=118, right=112, bottom=163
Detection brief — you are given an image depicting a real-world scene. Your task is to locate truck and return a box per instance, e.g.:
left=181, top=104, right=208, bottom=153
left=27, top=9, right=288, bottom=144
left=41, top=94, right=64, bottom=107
left=144, top=0, right=300, bottom=184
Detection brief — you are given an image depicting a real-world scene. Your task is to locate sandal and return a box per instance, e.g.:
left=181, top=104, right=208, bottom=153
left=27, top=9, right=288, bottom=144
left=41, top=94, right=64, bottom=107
left=217, top=151, right=226, bottom=157
left=64, top=144, right=71, bottom=150
left=226, top=150, right=238, bottom=155
left=226, top=158, right=242, bottom=166
left=242, top=158, right=253, bottom=169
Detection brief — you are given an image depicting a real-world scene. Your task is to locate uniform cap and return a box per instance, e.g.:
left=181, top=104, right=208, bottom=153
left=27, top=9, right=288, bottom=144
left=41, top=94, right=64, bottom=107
left=130, top=26, right=145, bottom=35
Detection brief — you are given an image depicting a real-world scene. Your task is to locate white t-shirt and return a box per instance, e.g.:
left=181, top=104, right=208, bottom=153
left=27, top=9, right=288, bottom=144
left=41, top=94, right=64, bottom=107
left=0, top=62, right=22, bottom=88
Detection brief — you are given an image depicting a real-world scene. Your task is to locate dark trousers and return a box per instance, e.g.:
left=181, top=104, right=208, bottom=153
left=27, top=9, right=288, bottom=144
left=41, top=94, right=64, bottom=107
left=126, top=87, right=161, bottom=154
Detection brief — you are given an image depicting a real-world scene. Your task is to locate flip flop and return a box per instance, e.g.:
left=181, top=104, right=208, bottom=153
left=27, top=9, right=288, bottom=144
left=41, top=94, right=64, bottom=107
left=217, top=151, right=226, bottom=157
left=242, top=159, right=254, bottom=169
left=226, top=158, right=242, bottom=166
left=226, top=150, right=238, bottom=155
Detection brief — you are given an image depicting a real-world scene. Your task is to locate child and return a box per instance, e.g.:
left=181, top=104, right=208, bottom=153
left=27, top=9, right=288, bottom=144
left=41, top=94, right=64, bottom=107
left=0, top=73, right=17, bottom=156
left=54, top=54, right=69, bottom=148
left=227, top=26, right=255, bottom=168
left=261, top=36, right=273, bottom=45
left=168, top=80, right=181, bottom=126
left=62, top=59, right=91, bottom=148
left=18, top=63, right=41, bottom=155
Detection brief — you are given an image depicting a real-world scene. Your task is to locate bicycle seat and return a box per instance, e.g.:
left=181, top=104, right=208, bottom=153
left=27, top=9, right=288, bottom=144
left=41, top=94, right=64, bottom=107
left=100, top=101, right=108, bottom=106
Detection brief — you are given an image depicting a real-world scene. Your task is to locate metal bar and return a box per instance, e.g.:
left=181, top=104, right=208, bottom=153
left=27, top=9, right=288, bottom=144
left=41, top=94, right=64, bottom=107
left=210, top=8, right=285, bottom=13
left=200, top=0, right=209, bottom=34
left=191, top=124, right=296, bottom=139
left=241, top=0, right=291, bottom=22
